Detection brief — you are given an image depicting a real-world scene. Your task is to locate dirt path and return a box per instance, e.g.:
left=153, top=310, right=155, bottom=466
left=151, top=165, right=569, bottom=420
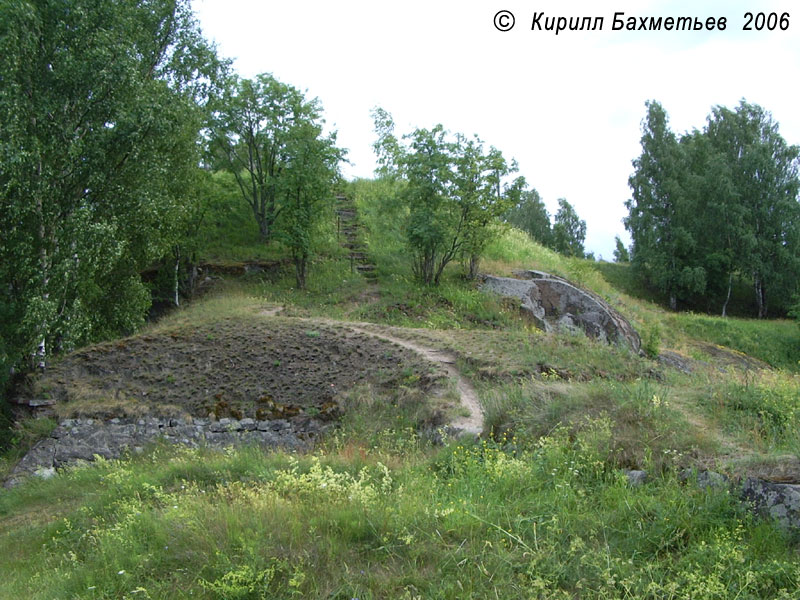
left=345, top=324, right=484, bottom=436
left=259, top=307, right=484, bottom=437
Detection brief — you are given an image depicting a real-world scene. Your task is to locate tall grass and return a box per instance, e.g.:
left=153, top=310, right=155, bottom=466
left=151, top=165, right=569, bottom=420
left=0, top=429, right=796, bottom=599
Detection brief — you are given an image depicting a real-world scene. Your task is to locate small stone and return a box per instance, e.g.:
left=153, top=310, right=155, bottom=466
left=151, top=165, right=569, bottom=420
left=696, top=470, right=729, bottom=490
left=626, top=470, right=648, bottom=487
left=240, top=418, right=256, bottom=431
left=271, top=419, right=290, bottom=431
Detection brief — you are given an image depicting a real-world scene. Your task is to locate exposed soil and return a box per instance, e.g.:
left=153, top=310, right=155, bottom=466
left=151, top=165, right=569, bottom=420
left=258, top=310, right=484, bottom=436
left=343, top=323, right=484, bottom=436
left=27, top=317, right=437, bottom=421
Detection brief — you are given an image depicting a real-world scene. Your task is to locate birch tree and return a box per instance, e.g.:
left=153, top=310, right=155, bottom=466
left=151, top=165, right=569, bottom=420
left=0, top=0, right=221, bottom=376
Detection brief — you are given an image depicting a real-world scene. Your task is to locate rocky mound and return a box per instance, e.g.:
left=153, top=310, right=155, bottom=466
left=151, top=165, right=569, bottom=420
left=481, top=271, right=641, bottom=353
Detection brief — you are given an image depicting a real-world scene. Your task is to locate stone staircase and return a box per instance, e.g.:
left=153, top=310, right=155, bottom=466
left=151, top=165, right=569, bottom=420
left=336, top=195, right=377, bottom=281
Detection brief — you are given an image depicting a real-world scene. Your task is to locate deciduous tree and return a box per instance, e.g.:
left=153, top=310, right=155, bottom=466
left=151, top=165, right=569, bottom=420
left=504, top=182, right=553, bottom=247
left=705, top=101, right=800, bottom=318
left=372, top=110, right=514, bottom=285
left=277, top=121, right=344, bottom=289
left=552, top=199, right=587, bottom=258
left=209, top=74, right=324, bottom=243
left=625, top=101, right=705, bottom=310
left=0, top=0, right=222, bottom=376
left=613, top=236, right=630, bottom=263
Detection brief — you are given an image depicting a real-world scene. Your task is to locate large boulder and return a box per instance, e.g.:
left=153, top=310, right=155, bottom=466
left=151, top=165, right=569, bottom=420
left=481, top=272, right=641, bottom=354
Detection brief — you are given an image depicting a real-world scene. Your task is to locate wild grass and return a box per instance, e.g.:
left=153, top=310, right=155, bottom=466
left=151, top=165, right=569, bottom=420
left=482, top=379, right=721, bottom=472
left=3, top=178, right=800, bottom=598
left=702, top=370, right=800, bottom=454
left=671, top=314, right=800, bottom=372
left=0, top=425, right=796, bottom=599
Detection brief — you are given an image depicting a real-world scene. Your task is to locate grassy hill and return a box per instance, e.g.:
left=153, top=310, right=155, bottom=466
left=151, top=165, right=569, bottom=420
left=1, top=189, right=799, bottom=598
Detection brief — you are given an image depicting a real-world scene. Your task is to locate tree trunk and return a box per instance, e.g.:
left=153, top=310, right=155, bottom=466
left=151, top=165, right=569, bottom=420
left=187, top=253, right=198, bottom=297
left=173, top=245, right=180, bottom=307
left=417, top=249, right=436, bottom=286
left=294, top=253, right=307, bottom=289
left=468, top=253, right=480, bottom=280
left=754, top=272, right=767, bottom=319
left=721, top=272, right=733, bottom=317
left=34, top=184, right=48, bottom=372
left=669, top=292, right=677, bottom=311
left=257, top=215, right=269, bottom=241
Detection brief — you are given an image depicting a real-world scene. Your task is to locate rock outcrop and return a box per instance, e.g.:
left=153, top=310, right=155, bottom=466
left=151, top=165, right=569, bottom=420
left=622, top=467, right=800, bottom=532
left=741, top=478, right=800, bottom=531
left=481, top=272, right=641, bottom=353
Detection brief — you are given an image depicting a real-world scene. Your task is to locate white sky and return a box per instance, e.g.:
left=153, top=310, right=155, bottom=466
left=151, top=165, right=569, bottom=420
left=194, top=0, right=799, bottom=260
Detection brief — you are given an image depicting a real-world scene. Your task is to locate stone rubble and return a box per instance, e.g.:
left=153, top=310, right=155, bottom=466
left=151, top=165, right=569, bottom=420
left=4, top=416, right=326, bottom=488
left=626, top=468, right=800, bottom=531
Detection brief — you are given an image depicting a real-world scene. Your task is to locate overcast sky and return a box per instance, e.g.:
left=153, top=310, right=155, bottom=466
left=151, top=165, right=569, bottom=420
left=194, top=0, right=798, bottom=260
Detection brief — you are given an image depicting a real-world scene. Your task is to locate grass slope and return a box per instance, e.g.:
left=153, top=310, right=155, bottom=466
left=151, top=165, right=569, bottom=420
left=2, top=188, right=800, bottom=598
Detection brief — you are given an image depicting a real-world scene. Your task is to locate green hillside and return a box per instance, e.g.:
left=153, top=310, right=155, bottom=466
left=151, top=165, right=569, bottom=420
left=3, top=2, right=800, bottom=596
left=2, top=193, right=799, bottom=599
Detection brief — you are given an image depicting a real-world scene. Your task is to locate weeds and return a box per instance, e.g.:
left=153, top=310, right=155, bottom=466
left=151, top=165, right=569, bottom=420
left=1, top=430, right=796, bottom=598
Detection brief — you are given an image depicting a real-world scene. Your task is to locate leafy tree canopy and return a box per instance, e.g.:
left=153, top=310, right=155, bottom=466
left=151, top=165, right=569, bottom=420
left=552, top=198, right=587, bottom=258
left=207, top=73, right=332, bottom=244
left=625, top=99, right=800, bottom=316
left=372, top=108, right=515, bottom=284
left=0, top=0, right=223, bottom=377
left=504, top=182, right=553, bottom=247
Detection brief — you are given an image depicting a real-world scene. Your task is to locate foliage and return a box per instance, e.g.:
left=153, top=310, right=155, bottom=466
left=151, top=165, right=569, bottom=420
left=626, top=99, right=800, bottom=317
left=208, top=73, right=344, bottom=288
left=626, top=100, right=705, bottom=310
left=193, top=171, right=275, bottom=261
left=0, top=431, right=797, bottom=598
left=0, top=0, right=222, bottom=376
left=504, top=180, right=553, bottom=247
left=704, top=101, right=800, bottom=318
left=613, top=236, right=630, bottom=263
left=209, top=75, right=314, bottom=241
left=642, top=322, right=661, bottom=359
left=372, top=108, right=515, bottom=284
left=552, top=198, right=587, bottom=258
left=274, top=120, right=344, bottom=288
